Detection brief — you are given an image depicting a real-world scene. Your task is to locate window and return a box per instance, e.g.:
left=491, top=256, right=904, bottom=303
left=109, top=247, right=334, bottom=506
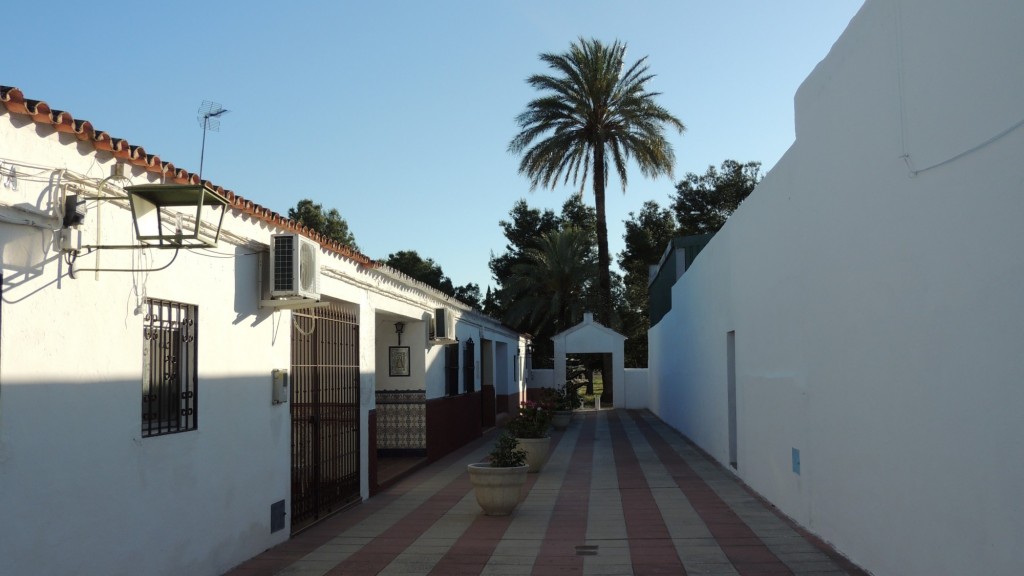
left=142, top=299, right=198, bottom=437
left=445, top=343, right=459, bottom=396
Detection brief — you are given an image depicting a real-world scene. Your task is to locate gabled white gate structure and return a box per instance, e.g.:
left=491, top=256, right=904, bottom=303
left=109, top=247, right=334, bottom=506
left=551, top=312, right=626, bottom=406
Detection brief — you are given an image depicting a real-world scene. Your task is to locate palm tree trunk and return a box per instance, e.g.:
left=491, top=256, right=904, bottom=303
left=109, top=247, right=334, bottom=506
left=592, top=149, right=612, bottom=325
left=593, top=146, right=614, bottom=405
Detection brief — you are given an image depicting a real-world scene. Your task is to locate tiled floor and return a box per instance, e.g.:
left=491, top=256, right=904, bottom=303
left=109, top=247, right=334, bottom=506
left=226, top=410, right=868, bottom=576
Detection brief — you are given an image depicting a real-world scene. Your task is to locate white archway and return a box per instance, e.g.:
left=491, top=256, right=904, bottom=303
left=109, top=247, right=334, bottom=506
left=551, top=312, right=626, bottom=407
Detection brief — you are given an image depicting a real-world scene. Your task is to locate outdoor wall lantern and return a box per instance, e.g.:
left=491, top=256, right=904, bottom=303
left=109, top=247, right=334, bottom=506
left=394, top=321, right=405, bottom=345
left=66, top=183, right=231, bottom=278
left=126, top=183, right=230, bottom=248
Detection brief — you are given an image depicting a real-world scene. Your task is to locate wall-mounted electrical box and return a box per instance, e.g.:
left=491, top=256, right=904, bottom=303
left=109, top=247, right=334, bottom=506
left=272, top=369, right=289, bottom=404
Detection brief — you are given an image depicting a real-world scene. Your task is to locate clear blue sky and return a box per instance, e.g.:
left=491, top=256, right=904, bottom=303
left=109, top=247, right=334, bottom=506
left=5, top=1, right=863, bottom=293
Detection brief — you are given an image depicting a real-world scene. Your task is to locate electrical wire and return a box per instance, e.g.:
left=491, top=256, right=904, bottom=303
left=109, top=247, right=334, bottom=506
left=191, top=246, right=264, bottom=259
left=903, top=116, right=1024, bottom=177
left=69, top=248, right=180, bottom=279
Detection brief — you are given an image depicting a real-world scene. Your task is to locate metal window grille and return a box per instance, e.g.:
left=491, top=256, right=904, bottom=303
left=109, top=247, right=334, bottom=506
left=142, top=299, right=198, bottom=437
left=463, top=339, right=475, bottom=393
left=445, top=343, right=459, bottom=396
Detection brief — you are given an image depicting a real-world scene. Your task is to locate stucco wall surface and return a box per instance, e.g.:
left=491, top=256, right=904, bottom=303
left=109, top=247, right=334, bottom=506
left=649, top=1, right=1024, bottom=575
left=0, top=104, right=527, bottom=573
left=0, top=114, right=292, bottom=575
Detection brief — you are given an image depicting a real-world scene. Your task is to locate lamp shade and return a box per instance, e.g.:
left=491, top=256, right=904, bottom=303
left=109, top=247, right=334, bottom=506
left=126, top=184, right=230, bottom=248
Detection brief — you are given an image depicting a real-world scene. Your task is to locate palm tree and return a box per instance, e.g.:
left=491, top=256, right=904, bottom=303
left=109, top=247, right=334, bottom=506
left=509, top=37, right=685, bottom=331
left=504, top=227, right=597, bottom=339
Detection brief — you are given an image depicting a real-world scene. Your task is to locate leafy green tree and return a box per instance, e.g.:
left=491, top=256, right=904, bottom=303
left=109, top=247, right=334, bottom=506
left=558, top=194, right=597, bottom=241
left=509, top=37, right=685, bottom=336
left=488, top=197, right=599, bottom=322
left=288, top=199, right=358, bottom=249
left=489, top=200, right=560, bottom=293
left=453, top=283, right=482, bottom=309
left=385, top=250, right=455, bottom=294
left=482, top=286, right=500, bottom=317
left=384, top=250, right=480, bottom=308
left=672, top=160, right=762, bottom=236
left=617, top=200, right=677, bottom=367
left=504, top=227, right=597, bottom=340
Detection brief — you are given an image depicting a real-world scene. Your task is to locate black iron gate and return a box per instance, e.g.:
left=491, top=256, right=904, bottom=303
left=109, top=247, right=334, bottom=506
left=291, top=304, right=360, bottom=533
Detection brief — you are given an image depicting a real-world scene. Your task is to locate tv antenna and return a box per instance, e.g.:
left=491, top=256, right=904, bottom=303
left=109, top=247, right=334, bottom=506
left=197, top=101, right=229, bottom=181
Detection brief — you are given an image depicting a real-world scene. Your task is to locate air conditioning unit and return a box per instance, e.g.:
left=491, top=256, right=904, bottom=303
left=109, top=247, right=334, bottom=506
left=430, top=307, right=457, bottom=343
left=269, top=233, right=320, bottom=300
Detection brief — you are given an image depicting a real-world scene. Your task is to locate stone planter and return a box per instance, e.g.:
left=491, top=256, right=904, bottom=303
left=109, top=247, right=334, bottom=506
left=466, top=463, right=529, bottom=516
left=516, top=436, right=551, bottom=473
left=551, top=410, right=572, bottom=431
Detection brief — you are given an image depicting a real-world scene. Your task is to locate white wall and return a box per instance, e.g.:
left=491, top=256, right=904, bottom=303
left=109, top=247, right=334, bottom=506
left=622, top=368, right=649, bottom=409
left=1, top=91, right=530, bottom=574
left=0, top=124, right=292, bottom=575
left=649, top=1, right=1024, bottom=575
left=531, top=368, right=554, bottom=390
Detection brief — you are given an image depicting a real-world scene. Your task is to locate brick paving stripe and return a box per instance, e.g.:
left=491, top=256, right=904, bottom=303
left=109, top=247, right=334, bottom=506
left=607, top=411, right=687, bottom=575
left=531, top=415, right=595, bottom=576
left=428, top=433, right=566, bottom=576
left=225, top=410, right=868, bottom=576
left=628, top=411, right=794, bottom=576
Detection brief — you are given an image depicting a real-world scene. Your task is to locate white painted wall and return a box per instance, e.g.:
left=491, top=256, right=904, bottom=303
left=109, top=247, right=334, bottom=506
left=648, top=2, right=1024, bottom=574
left=0, top=123, right=292, bottom=575
left=622, top=368, right=649, bottom=410
left=531, top=368, right=554, bottom=390
left=0, top=103, right=528, bottom=574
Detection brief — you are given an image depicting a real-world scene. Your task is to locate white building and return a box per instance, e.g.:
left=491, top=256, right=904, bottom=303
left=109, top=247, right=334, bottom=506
left=0, top=86, right=528, bottom=576
left=647, top=1, right=1024, bottom=574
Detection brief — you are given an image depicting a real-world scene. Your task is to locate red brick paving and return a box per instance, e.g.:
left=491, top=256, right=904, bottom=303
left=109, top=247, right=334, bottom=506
left=629, top=411, right=793, bottom=576
left=531, top=415, right=597, bottom=576
left=227, top=410, right=869, bottom=576
left=607, top=411, right=687, bottom=575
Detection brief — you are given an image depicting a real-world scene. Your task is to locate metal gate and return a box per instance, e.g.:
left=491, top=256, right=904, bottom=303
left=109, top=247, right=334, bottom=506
left=291, top=304, right=360, bottom=533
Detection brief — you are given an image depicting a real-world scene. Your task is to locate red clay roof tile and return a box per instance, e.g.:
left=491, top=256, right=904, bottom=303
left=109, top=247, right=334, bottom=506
left=0, top=85, right=374, bottom=266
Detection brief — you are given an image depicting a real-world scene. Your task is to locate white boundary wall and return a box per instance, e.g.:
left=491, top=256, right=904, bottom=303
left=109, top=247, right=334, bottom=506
left=648, top=1, right=1024, bottom=574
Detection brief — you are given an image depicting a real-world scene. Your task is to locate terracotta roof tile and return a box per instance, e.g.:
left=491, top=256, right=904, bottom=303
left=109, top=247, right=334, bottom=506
left=0, top=85, right=374, bottom=266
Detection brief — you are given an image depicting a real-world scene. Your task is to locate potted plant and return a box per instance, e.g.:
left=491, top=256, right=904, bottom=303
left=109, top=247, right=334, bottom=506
left=550, top=383, right=581, bottom=430
left=466, top=433, right=529, bottom=516
left=505, top=400, right=553, bottom=472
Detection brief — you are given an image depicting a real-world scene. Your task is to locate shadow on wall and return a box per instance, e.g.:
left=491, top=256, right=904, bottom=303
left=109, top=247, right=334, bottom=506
left=0, top=375, right=291, bottom=576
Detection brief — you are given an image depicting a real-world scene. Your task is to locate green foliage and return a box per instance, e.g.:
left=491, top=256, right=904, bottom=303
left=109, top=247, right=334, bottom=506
left=672, top=160, right=762, bottom=236
left=503, top=227, right=597, bottom=339
left=488, top=433, right=527, bottom=468
left=505, top=400, right=553, bottom=439
left=509, top=37, right=685, bottom=330
left=384, top=250, right=481, bottom=308
left=453, top=283, right=482, bottom=309
left=288, top=199, right=358, bottom=250
left=488, top=199, right=560, bottom=293
left=616, top=201, right=678, bottom=367
left=386, top=250, right=453, bottom=292
left=551, top=383, right=582, bottom=411
left=488, top=198, right=602, bottom=367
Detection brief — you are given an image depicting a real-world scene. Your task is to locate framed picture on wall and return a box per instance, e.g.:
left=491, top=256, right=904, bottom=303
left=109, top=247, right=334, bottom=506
left=389, top=346, right=410, bottom=377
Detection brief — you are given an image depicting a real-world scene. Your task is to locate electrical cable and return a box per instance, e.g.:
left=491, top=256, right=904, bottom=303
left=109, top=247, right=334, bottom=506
left=69, top=248, right=180, bottom=279
left=903, top=116, right=1024, bottom=177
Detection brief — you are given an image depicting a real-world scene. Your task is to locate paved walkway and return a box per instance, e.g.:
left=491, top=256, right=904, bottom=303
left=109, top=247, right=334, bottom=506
left=227, top=410, right=867, bottom=576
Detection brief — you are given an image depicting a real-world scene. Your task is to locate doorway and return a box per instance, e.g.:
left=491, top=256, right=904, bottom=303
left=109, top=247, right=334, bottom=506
left=727, top=331, right=737, bottom=469
left=290, top=303, right=361, bottom=533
